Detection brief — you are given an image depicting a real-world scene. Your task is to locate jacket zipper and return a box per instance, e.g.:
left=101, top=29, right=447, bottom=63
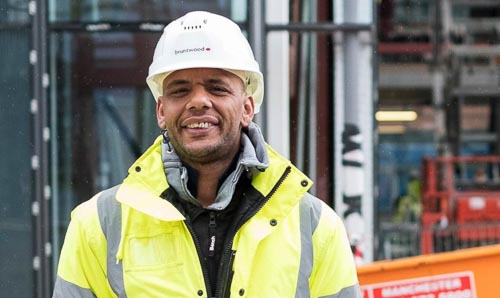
left=219, top=250, right=236, bottom=298
left=184, top=218, right=214, bottom=297
left=216, top=166, right=292, bottom=297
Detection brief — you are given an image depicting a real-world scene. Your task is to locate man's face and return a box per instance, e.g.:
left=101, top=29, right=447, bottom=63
left=156, top=68, right=255, bottom=166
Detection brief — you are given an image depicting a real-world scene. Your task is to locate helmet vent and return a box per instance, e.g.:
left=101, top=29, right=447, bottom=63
left=180, top=20, right=205, bottom=30
left=182, top=25, right=204, bottom=30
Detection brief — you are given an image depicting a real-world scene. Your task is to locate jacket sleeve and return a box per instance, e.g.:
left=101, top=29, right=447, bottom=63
left=53, top=195, right=115, bottom=298
left=309, top=202, right=362, bottom=298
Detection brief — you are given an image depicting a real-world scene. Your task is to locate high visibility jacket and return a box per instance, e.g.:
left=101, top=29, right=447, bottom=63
left=53, top=136, right=361, bottom=298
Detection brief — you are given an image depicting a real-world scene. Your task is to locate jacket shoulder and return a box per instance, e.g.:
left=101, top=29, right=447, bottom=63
left=70, top=185, right=122, bottom=237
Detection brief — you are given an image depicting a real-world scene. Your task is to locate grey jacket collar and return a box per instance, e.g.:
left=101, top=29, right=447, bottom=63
left=162, top=122, right=269, bottom=210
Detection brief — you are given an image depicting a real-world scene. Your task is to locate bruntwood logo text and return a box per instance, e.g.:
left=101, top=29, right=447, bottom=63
left=174, top=46, right=211, bottom=55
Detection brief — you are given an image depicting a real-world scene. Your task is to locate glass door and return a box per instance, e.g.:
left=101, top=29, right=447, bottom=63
left=49, top=31, right=160, bottom=267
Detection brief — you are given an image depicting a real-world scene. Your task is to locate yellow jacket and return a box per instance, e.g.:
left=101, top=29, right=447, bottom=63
left=53, top=137, right=360, bottom=297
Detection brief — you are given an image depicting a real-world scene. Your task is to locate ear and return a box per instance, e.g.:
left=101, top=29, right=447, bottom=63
left=156, top=96, right=166, bottom=129
left=240, top=95, right=255, bottom=127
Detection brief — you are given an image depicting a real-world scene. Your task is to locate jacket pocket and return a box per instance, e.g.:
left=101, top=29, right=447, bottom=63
left=123, top=230, right=182, bottom=272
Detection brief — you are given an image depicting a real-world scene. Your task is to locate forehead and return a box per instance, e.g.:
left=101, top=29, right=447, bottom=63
left=163, top=68, right=242, bottom=86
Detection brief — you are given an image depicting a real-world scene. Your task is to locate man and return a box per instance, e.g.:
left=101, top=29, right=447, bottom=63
left=53, top=11, right=361, bottom=298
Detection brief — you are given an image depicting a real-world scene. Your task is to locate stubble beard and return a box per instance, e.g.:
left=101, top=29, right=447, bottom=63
left=170, top=131, right=240, bottom=167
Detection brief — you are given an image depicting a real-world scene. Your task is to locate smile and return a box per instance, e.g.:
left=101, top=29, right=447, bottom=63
left=186, top=122, right=211, bottom=129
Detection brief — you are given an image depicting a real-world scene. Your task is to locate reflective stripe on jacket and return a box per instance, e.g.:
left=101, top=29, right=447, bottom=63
left=53, top=137, right=361, bottom=298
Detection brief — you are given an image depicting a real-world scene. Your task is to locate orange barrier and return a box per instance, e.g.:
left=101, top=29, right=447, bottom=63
left=357, top=244, right=500, bottom=298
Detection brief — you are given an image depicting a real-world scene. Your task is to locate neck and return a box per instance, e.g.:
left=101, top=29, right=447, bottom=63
left=188, top=152, right=238, bottom=208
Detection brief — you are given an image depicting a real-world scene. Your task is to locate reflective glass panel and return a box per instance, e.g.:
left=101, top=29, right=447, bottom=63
left=0, top=0, right=30, bottom=24
left=49, top=0, right=234, bottom=22
left=50, top=31, right=160, bottom=262
left=0, top=27, right=33, bottom=296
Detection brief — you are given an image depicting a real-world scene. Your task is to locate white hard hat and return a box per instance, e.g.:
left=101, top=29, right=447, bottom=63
left=147, top=11, right=264, bottom=113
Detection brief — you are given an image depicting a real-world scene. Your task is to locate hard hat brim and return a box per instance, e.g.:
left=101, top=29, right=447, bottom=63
left=147, top=61, right=264, bottom=113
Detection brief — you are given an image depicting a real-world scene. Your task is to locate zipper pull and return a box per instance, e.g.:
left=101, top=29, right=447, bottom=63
left=208, top=212, right=216, bottom=257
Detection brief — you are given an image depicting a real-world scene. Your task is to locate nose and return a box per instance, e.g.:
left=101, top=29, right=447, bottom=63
left=186, top=85, right=212, bottom=110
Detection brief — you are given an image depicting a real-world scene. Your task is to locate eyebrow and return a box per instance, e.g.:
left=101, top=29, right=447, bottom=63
left=165, top=77, right=232, bottom=89
left=205, top=78, right=231, bottom=86
left=164, top=79, right=191, bottom=90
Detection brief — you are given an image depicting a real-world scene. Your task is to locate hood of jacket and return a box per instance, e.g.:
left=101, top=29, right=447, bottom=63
left=161, top=121, right=269, bottom=210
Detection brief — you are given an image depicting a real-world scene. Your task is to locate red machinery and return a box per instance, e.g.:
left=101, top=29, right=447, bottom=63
left=421, top=156, right=500, bottom=254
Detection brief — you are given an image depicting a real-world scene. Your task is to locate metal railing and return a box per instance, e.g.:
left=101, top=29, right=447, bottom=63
left=378, top=222, right=420, bottom=260
left=378, top=221, right=500, bottom=260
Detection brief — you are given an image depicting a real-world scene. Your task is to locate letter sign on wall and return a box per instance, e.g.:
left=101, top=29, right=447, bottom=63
left=362, top=271, right=477, bottom=298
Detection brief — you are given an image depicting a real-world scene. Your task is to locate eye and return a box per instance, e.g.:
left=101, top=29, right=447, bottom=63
left=207, top=85, right=231, bottom=96
left=166, top=87, right=189, bottom=98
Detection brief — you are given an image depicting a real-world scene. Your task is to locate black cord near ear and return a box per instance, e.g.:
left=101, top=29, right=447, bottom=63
left=161, top=129, right=168, bottom=143
left=161, top=129, right=174, bottom=153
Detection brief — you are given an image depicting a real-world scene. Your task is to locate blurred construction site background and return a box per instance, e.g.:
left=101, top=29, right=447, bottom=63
left=1, top=0, right=500, bottom=297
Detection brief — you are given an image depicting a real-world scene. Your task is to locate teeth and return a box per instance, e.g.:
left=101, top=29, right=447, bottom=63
left=186, top=122, right=210, bottom=129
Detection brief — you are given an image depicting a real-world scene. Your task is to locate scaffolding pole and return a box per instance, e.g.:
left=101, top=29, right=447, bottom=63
left=30, top=0, right=52, bottom=296
left=334, top=0, right=375, bottom=264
